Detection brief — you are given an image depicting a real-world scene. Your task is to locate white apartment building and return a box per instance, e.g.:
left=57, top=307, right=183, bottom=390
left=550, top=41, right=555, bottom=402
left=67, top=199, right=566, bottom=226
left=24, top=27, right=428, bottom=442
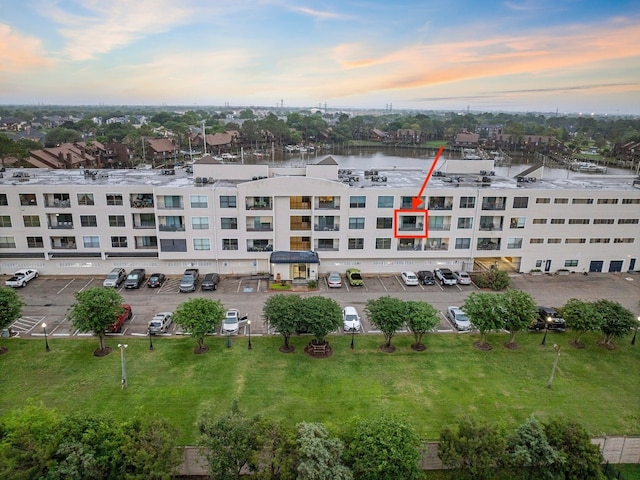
left=0, top=157, right=639, bottom=279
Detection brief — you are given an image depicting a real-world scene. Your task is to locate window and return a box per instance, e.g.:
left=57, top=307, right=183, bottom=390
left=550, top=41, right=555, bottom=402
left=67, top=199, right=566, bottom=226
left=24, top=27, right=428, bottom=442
left=614, top=238, right=635, bottom=244
left=193, top=238, right=211, bottom=251
left=513, top=197, right=528, bottom=208
left=455, top=238, right=471, bottom=249
left=376, top=217, right=393, bottom=229
left=564, top=260, right=579, bottom=267
left=0, top=237, right=16, bottom=248
left=0, top=216, right=11, bottom=228
left=590, top=238, right=610, bottom=243
left=192, top=217, right=209, bottom=230
left=536, top=197, right=550, bottom=204
left=568, top=219, right=590, bottom=225
left=593, top=219, right=614, bottom=225
left=83, top=236, right=100, bottom=248
left=375, top=238, right=391, bottom=249
left=597, top=198, right=618, bottom=204
left=510, top=217, right=525, bottom=229
left=190, top=195, right=208, bottom=208
left=348, top=238, right=364, bottom=249
left=547, top=238, right=561, bottom=244
left=80, top=215, right=97, bottom=227
left=349, top=217, right=365, bottom=229
left=618, top=219, right=639, bottom=224
left=111, top=236, right=128, bottom=248
left=507, top=237, right=523, bottom=249
left=554, top=198, right=568, bottom=204
left=223, top=239, right=239, bottom=250
left=457, top=217, right=473, bottom=229
left=160, top=239, right=187, bottom=252
left=106, top=194, right=123, bottom=206
left=109, top=215, right=126, bottom=227
left=550, top=219, right=565, bottom=224
left=27, top=236, right=44, bottom=248
left=0, top=194, right=7, bottom=206
left=377, top=196, right=394, bottom=208
left=349, top=196, right=366, bottom=208
left=565, top=238, right=586, bottom=244
left=161, top=195, right=182, bottom=209
left=572, top=198, right=593, bottom=205
left=535, top=260, right=543, bottom=268
left=77, top=193, right=95, bottom=206
left=316, top=239, right=337, bottom=250
left=290, top=196, right=311, bottom=209
left=220, top=195, right=237, bottom=208
left=23, top=215, right=40, bottom=227
left=221, top=218, right=238, bottom=229
left=532, top=218, right=547, bottom=224
left=459, top=196, right=476, bottom=208
left=622, top=198, right=640, bottom=204
left=19, top=194, right=37, bottom=206
left=530, top=238, right=544, bottom=244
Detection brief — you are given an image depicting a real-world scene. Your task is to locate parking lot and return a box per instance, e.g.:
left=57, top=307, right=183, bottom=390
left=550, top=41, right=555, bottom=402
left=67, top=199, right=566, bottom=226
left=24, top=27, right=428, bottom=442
left=7, top=271, right=640, bottom=342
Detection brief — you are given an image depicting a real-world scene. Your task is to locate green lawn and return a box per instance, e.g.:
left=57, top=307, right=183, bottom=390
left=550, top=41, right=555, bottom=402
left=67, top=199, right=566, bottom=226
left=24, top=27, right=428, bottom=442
left=1, top=331, right=639, bottom=445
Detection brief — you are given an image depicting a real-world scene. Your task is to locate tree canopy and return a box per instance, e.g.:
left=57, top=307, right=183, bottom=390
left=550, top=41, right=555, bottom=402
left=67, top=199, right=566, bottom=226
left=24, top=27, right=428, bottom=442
left=592, top=299, right=638, bottom=347
left=365, top=296, right=407, bottom=350
left=0, top=286, right=23, bottom=335
left=172, top=297, right=225, bottom=353
left=500, top=289, right=538, bottom=347
left=262, top=294, right=303, bottom=352
left=462, top=292, right=504, bottom=348
left=404, top=300, right=439, bottom=350
left=296, top=422, right=352, bottom=480
left=561, top=298, right=603, bottom=347
left=298, top=296, right=342, bottom=344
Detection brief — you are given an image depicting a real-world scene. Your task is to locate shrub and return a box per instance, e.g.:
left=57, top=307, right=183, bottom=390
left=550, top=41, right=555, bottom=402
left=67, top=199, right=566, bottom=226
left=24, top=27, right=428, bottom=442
left=474, top=269, right=510, bottom=291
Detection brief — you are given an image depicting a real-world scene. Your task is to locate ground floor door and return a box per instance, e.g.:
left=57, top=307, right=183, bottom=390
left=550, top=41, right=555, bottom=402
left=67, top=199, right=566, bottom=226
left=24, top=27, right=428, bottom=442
left=608, top=261, right=623, bottom=273
left=544, top=260, right=552, bottom=272
left=629, top=258, right=636, bottom=271
left=589, top=260, right=603, bottom=272
left=291, top=263, right=307, bottom=279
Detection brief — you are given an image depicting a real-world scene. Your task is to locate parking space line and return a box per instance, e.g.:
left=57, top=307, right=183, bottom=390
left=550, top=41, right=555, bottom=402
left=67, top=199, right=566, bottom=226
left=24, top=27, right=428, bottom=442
left=377, top=276, right=388, bottom=291
left=56, top=279, right=76, bottom=295
left=77, top=278, right=95, bottom=292
left=395, top=276, right=407, bottom=291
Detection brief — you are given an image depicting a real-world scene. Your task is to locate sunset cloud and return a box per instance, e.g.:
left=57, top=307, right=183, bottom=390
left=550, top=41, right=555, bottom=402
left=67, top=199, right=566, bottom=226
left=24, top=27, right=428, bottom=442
left=0, top=24, right=53, bottom=72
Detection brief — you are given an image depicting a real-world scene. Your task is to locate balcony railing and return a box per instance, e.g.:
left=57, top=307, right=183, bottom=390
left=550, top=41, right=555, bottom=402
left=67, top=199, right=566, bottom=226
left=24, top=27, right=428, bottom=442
left=316, top=202, right=339, bottom=210
left=481, top=204, right=506, bottom=211
left=48, top=223, right=74, bottom=229
left=398, top=244, right=422, bottom=251
left=247, top=245, right=273, bottom=252
left=50, top=243, right=77, bottom=249
left=246, top=225, right=273, bottom=231
left=428, top=203, right=452, bottom=210
left=479, top=225, right=503, bottom=231
left=428, top=225, right=451, bottom=231
left=314, top=225, right=339, bottom=231
left=159, top=224, right=185, bottom=232
left=398, top=224, right=424, bottom=231
left=45, top=200, right=71, bottom=208
left=315, top=246, right=339, bottom=251
left=131, top=199, right=154, bottom=208
left=477, top=243, right=501, bottom=250
left=246, top=203, right=272, bottom=210
left=133, top=223, right=156, bottom=229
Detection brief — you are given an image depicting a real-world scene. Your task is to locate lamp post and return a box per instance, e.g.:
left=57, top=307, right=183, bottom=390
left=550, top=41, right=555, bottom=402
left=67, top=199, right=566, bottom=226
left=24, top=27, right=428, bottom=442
left=541, top=317, right=551, bottom=346
left=632, top=316, right=640, bottom=346
left=42, top=322, right=50, bottom=352
left=247, top=320, right=252, bottom=350
left=546, top=344, right=561, bottom=389
left=226, top=332, right=232, bottom=348
left=350, top=329, right=355, bottom=350
left=148, top=329, right=154, bottom=351
left=117, top=344, right=128, bottom=388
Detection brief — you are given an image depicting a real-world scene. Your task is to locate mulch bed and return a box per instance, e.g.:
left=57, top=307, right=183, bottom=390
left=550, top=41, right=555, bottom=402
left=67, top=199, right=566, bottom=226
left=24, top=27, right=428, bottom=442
left=597, top=340, right=617, bottom=350
left=411, top=343, right=427, bottom=351
left=0, top=346, right=8, bottom=355
left=503, top=341, right=520, bottom=350
left=473, top=341, right=493, bottom=351
left=569, top=339, right=585, bottom=349
left=194, top=345, right=209, bottom=354
left=379, top=344, right=396, bottom=353
left=279, top=345, right=295, bottom=353
left=93, top=346, right=113, bottom=357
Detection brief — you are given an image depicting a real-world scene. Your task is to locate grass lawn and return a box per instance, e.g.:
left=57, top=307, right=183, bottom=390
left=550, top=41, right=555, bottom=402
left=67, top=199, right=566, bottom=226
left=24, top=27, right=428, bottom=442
left=1, top=331, right=639, bottom=445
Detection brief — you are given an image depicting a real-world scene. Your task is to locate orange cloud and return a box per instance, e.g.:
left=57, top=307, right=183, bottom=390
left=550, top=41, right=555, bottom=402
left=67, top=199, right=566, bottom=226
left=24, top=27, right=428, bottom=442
left=0, top=24, right=53, bottom=72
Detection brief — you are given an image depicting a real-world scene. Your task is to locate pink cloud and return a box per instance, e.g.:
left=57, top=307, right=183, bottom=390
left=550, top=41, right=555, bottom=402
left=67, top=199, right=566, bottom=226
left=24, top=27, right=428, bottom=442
left=0, top=24, right=53, bottom=72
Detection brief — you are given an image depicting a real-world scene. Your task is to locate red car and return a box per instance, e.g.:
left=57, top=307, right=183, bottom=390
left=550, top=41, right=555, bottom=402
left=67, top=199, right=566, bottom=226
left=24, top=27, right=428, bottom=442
left=108, top=304, right=132, bottom=333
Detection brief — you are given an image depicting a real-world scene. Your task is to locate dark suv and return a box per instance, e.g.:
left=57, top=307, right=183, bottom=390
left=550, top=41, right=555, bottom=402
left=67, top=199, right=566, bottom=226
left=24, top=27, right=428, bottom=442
left=417, top=270, right=435, bottom=285
left=529, top=306, right=567, bottom=331
left=201, top=273, right=220, bottom=291
left=124, top=269, right=146, bottom=289
left=179, top=268, right=200, bottom=292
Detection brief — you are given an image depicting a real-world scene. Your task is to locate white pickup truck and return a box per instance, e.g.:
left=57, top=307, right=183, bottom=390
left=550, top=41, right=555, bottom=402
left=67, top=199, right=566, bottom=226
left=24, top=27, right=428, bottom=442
left=435, top=268, right=457, bottom=286
left=5, top=269, right=39, bottom=288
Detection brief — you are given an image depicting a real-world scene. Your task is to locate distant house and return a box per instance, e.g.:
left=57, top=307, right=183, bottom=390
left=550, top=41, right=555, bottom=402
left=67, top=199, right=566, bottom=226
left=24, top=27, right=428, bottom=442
left=370, top=128, right=387, bottom=142
left=190, top=131, right=239, bottom=154
left=28, top=143, right=98, bottom=169
left=0, top=116, right=27, bottom=131
left=489, top=134, right=556, bottom=151
left=453, top=132, right=480, bottom=147
left=145, top=138, right=178, bottom=164
left=104, top=142, right=133, bottom=167
left=395, top=129, right=421, bottom=144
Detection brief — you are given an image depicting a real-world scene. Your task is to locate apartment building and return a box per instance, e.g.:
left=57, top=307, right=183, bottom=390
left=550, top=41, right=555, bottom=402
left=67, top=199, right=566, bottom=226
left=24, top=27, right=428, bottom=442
left=0, top=157, right=639, bottom=279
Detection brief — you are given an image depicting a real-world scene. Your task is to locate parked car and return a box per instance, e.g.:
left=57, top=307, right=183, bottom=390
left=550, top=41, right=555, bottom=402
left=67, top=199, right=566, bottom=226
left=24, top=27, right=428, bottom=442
left=417, top=270, right=435, bottom=285
left=342, top=306, right=361, bottom=332
left=454, top=271, right=472, bottom=285
left=103, top=268, right=127, bottom=288
left=201, top=273, right=220, bottom=291
left=447, top=306, right=471, bottom=331
left=222, top=308, right=247, bottom=335
left=327, top=271, right=342, bottom=288
left=179, top=268, right=200, bottom=292
left=148, top=312, right=173, bottom=334
left=108, top=304, right=132, bottom=333
left=346, top=268, right=364, bottom=286
left=401, top=271, right=419, bottom=286
left=124, top=268, right=146, bottom=289
left=4, top=269, right=39, bottom=288
left=529, top=306, right=567, bottom=331
left=147, top=272, right=166, bottom=288
left=435, top=268, right=457, bottom=286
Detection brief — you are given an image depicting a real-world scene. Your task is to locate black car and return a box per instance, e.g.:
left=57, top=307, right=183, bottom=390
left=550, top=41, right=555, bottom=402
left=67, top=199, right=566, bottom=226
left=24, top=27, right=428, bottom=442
left=147, top=273, right=166, bottom=288
left=529, top=306, right=567, bottom=331
left=417, top=270, right=435, bottom=285
left=201, top=273, right=220, bottom=291
left=124, top=269, right=146, bottom=289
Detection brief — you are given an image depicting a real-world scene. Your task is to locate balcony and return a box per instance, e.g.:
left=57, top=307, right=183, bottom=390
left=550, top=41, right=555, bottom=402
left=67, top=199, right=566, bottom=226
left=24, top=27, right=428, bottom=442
left=479, top=216, right=504, bottom=231
left=48, top=222, right=74, bottom=229
left=481, top=197, right=506, bottom=210
left=246, top=197, right=272, bottom=210
left=50, top=237, right=77, bottom=249
left=315, top=197, right=340, bottom=210
left=247, top=244, right=273, bottom=252
left=133, top=223, right=156, bottom=229
left=398, top=243, right=422, bottom=251
left=314, top=224, right=340, bottom=231
left=477, top=239, right=501, bottom=250
left=246, top=223, right=273, bottom=232
left=134, top=237, right=158, bottom=249
left=428, top=197, right=453, bottom=210
left=425, top=239, right=448, bottom=250
left=158, top=224, right=185, bottom=232
left=130, top=194, right=154, bottom=208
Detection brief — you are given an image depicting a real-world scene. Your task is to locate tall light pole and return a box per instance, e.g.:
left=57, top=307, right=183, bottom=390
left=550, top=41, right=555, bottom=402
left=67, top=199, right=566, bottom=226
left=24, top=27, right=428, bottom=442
left=247, top=320, right=252, bottom=350
left=148, top=328, right=154, bottom=351
left=42, top=322, right=50, bottom=352
left=541, top=317, right=551, bottom=346
left=350, top=328, right=355, bottom=350
left=117, top=344, right=128, bottom=388
left=546, top=344, right=561, bottom=389
left=632, top=317, right=640, bottom=346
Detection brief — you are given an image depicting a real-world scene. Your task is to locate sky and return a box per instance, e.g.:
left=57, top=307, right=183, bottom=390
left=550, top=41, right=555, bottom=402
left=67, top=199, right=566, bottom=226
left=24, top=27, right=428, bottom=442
left=1, top=0, right=640, bottom=114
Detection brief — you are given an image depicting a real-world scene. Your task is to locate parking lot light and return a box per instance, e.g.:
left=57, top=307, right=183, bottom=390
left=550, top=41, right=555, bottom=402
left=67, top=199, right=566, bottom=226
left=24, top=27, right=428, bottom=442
left=541, top=317, right=551, bottom=346
left=350, top=328, right=355, bottom=350
left=148, top=328, right=154, bottom=351
left=247, top=320, right=252, bottom=350
left=42, top=322, right=50, bottom=352
left=117, top=344, right=128, bottom=388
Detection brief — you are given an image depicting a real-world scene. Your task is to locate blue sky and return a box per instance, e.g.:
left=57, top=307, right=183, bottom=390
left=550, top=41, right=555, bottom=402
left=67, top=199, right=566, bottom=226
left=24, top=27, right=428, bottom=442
left=1, top=0, right=639, bottom=113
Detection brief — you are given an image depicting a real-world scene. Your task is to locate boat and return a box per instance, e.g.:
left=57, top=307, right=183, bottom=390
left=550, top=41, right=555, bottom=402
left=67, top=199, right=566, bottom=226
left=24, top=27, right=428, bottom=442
left=570, top=161, right=607, bottom=173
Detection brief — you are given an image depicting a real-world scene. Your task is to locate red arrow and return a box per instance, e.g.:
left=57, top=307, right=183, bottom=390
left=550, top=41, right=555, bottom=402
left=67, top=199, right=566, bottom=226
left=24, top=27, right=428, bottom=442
left=412, top=145, right=444, bottom=209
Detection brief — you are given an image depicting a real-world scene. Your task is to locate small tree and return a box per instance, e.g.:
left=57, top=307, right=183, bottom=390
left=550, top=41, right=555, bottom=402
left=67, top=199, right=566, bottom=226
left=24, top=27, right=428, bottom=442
left=561, top=298, right=603, bottom=348
left=462, top=292, right=504, bottom=349
left=296, top=422, right=352, bottom=480
left=474, top=269, right=510, bottom=290
left=299, top=296, right=342, bottom=345
left=263, top=294, right=302, bottom=353
left=405, top=300, right=439, bottom=351
left=365, top=296, right=406, bottom=352
left=0, top=287, right=23, bottom=353
left=249, top=418, right=297, bottom=480
left=506, top=416, right=564, bottom=479
left=67, top=287, right=123, bottom=355
left=592, top=299, right=637, bottom=348
left=173, top=298, right=225, bottom=354
left=500, top=290, right=538, bottom=348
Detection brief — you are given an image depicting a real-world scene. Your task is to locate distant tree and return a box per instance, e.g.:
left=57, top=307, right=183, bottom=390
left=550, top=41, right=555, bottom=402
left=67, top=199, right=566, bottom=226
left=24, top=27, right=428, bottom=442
left=239, top=109, right=255, bottom=119
left=544, top=417, right=604, bottom=479
left=198, top=401, right=262, bottom=480
left=296, top=422, right=352, bottom=480
left=462, top=292, right=504, bottom=349
left=0, top=287, right=23, bottom=352
left=500, top=290, right=538, bottom=348
left=438, top=416, right=507, bottom=480
left=404, top=300, right=439, bottom=350
left=561, top=298, right=603, bottom=347
left=262, top=294, right=302, bottom=353
left=299, top=296, right=342, bottom=344
left=172, top=298, right=225, bottom=354
left=506, top=416, right=564, bottom=479
left=67, top=287, right=123, bottom=355
left=343, top=416, right=421, bottom=480
left=365, top=296, right=407, bottom=351
left=44, top=127, right=82, bottom=147
left=249, top=418, right=297, bottom=480
left=592, top=299, right=637, bottom=348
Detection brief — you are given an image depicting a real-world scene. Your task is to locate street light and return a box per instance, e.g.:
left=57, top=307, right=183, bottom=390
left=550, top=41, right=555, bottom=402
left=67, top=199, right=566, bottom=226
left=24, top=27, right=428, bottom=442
left=350, top=328, right=355, bottom=350
left=42, top=322, right=50, bottom=352
left=247, top=320, right=252, bottom=350
left=541, top=317, right=551, bottom=346
left=148, top=328, right=154, bottom=351
left=632, top=316, right=640, bottom=346
left=117, top=344, right=128, bottom=388
left=546, top=344, right=561, bottom=389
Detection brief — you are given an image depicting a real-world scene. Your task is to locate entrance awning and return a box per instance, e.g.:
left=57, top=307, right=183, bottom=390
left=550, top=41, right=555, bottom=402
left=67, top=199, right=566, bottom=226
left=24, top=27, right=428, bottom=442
left=269, top=251, right=320, bottom=264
